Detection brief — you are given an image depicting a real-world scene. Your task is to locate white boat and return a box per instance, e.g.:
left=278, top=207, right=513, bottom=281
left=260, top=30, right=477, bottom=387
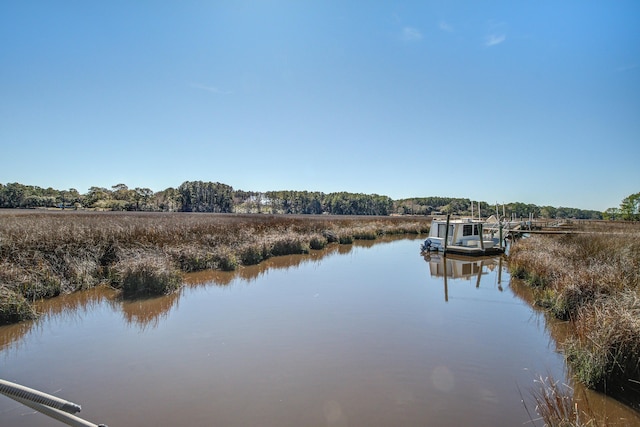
left=420, top=215, right=513, bottom=256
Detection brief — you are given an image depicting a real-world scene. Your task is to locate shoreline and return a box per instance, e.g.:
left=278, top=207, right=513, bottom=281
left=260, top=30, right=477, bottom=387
left=509, top=221, right=640, bottom=417
left=0, top=212, right=430, bottom=324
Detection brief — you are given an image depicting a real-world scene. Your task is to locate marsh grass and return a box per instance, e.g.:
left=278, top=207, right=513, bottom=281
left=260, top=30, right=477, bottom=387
left=113, top=254, right=182, bottom=296
left=0, top=211, right=430, bottom=323
left=309, top=234, right=328, bottom=250
left=509, top=223, right=640, bottom=411
left=565, top=289, right=640, bottom=397
left=522, top=375, right=604, bottom=427
left=0, top=286, right=36, bottom=324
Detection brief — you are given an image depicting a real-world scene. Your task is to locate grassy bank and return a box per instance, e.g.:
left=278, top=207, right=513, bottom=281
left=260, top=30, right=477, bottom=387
left=509, top=221, right=640, bottom=416
left=0, top=211, right=429, bottom=323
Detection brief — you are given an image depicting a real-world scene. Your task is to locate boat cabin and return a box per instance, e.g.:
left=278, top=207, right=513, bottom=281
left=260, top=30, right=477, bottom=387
left=421, top=217, right=505, bottom=256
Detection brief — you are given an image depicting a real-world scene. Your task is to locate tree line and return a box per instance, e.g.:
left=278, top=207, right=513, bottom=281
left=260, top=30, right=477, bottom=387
left=0, top=181, right=620, bottom=219
left=603, top=192, right=640, bottom=221
left=0, top=181, right=393, bottom=216
left=393, top=197, right=603, bottom=220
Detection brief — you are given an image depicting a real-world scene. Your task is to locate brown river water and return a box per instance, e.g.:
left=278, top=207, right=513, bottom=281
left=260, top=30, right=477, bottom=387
left=1, top=237, right=639, bottom=426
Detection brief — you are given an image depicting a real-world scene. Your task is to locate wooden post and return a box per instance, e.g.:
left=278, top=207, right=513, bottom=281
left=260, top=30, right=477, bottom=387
left=443, top=256, right=449, bottom=302
left=478, top=223, right=485, bottom=252
left=444, top=214, right=450, bottom=253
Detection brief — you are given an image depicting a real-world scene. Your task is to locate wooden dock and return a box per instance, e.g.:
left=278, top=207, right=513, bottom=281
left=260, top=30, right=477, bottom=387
left=505, top=220, right=592, bottom=236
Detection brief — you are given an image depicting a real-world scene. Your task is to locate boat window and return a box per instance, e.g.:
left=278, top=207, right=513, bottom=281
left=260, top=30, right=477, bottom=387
left=462, top=263, right=480, bottom=275
left=462, top=263, right=471, bottom=275
left=463, top=224, right=480, bottom=236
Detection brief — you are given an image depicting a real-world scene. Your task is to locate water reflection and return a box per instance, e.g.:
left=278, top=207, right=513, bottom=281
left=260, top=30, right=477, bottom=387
left=184, top=241, right=357, bottom=286
left=423, top=253, right=504, bottom=301
left=1, top=237, right=639, bottom=426
left=114, top=292, right=180, bottom=331
left=32, top=285, right=179, bottom=332
left=509, top=276, right=640, bottom=425
left=33, top=285, right=117, bottom=320
left=4, top=241, right=362, bottom=338
left=0, top=321, right=33, bottom=353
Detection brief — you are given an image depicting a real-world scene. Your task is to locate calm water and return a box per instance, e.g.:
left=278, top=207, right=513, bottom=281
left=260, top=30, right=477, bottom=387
left=1, top=238, right=638, bottom=426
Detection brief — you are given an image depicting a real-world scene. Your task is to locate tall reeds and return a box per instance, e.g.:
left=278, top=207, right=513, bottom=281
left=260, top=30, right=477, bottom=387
left=0, top=211, right=430, bottom=323
left=522, top=375, right=604, bottom=427
left=509, top=224, right=640, bottom=412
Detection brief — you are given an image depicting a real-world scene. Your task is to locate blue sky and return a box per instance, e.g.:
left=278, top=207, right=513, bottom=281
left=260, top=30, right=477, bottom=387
left=1, top=1, right=638, bottom=211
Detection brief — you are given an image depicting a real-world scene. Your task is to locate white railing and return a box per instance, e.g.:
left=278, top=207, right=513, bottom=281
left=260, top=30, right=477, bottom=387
left=0, top=379, right=107, bottom=427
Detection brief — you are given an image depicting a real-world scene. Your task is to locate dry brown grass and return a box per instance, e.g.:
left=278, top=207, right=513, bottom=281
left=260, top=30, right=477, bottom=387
left=0, top=211, right=430, bottom=323
left=522, top=375, right=608, bottom=427
left=509, top=222, right=640, bottom=413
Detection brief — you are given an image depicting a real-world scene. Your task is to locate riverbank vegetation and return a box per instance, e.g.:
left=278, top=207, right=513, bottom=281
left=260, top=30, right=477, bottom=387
left=509, top=221, right=640, bottom=416
left=0, top=211, right=430, bottom=324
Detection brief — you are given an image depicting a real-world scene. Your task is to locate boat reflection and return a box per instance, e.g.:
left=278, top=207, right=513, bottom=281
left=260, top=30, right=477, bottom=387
left=423, top=253, right=504, bottom=301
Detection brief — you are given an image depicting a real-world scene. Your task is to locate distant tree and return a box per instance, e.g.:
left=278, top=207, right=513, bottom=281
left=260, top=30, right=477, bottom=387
left=153, top=187, right=180, bottom=211
left=66, top=188, right=81, bottom=208
left=0, top=182, right=27, bottom=208
left=539, top=206, right=557, bottom=219
left=133, top=187, right=154, bottom=211
left=178, top=181, right=234, bottom=212
left=84, top=187, right=112, bottom=208
left=620, top=192, right=640, bottom=221
left=603, top=207, right=621, bottom=220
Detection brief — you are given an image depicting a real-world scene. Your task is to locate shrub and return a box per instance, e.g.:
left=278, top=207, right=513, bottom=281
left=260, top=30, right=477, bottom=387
left=309, top=234, right=328, bottom=250
left=20, top=276, right=62, bottom=300
left=113, top=255, right=182, bottom=296
left=239, top=244, right=264, bottom=265
left=323, top=230, right=339, bottom=243
left=215, top=248, right=239, bottom=271
left=175, top=248, right=216, bottom=272
left=338, top=234, right=354, bottom=244
left=566, top=289, right=640, bottom=405
left=271, top=236, right=310, bottom=256
left=0, top=287, right=37, bottom=323
left=352, top=227, right=378, bottom=240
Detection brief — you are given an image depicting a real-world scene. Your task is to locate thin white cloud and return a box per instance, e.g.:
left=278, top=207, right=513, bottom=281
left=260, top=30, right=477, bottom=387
left=190, top=83, right=232, bottom=95
left=401, top=27, right=423, bottom=42
left=617, top=64, right=638, bottom=72
left=439, top=20, right=453, bottom=32
left=485, top=34, right=506, bottom=47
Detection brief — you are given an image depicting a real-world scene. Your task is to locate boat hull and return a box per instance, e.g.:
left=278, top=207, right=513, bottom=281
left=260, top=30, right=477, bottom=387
left=420, top=238, right=505, bottom=256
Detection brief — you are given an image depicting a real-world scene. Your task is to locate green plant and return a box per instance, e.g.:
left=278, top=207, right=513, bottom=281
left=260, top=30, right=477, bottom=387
left=0, top=287, right=37, bottom=323
left=240, top=244, right=263, bottom=265
left=216, top=249, right=239, bottom=271
left=338, top=234, right=354, bottom=244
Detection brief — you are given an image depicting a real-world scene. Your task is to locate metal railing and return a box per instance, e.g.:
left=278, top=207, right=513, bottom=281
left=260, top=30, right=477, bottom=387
left=0, top=379, right=107, bottom=427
